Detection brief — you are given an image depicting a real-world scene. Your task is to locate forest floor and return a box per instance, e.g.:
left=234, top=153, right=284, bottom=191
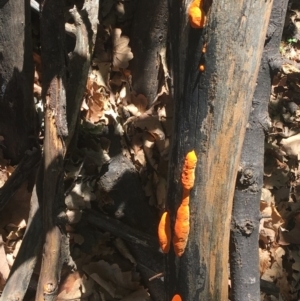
left=1, top=2, right=300, bottom=301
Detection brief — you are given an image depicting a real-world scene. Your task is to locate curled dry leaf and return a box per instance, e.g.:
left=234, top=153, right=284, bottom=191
left=112, top=28, right=133, bottom=70
left=65, top=182, right=96, bottom=210
left=133, top=114, right=165, bottom=141
left=66, top=209, right=83, bottom=224
left=279, top=212, right=300, bottom=245
left=280, top=133, right=300, bottom=158
left=83, top=260, right=141, bottom=299
left=57, top=272, right=94, bottom=300
left=259, top=201, right=284, bottom=244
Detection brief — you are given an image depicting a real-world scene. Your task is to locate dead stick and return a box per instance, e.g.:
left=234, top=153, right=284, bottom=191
left=0, top=170, right=43, bottom=301
left=0, top=148, right=41, bottom=211
left=35, top=0, right=68, bottom=300
left=85, top=210, right=160, bottom=251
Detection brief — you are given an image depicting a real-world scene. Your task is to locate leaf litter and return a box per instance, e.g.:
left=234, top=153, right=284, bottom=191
left=8, top=1, right=300, bottom=300
left=0, top=2, right=172, bottom=299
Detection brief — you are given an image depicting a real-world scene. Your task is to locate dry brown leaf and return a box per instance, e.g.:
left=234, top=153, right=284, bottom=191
left=65, top=182, right=95, bottom=210
left=66, top=209, right=83, bottom=224
left=259, top=248, right=271, bottom=276
left=282, top=63, right=300, bottom=74
left=280, top=133, right=300, bottom=157
left=133, top=115, right=165, bottom=141
left=113, top=237, right=137, bottom=266
left=0, top=235, right=10, bottom=290
left=57, top=272, right=94, bottom=300
left=90, top=272, right=116, bottom=298
left=83, top=260, right=140, bottom=299
left=120, top=288, right=151, bottom=301
left=112, top=28, right=133, bottom=70
left=279, top=212, right=300, bottom=245
left=131, top=93, right=148, bottom=114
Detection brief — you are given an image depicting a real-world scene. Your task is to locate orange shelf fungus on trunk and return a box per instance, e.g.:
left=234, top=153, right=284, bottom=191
left=173, top=150, right=197, bottom=257
left=181, top=150, right=197, bottom=190
left=171, top=294, right=182, bottom=301
left=188, top=0, right=206, bottom=29
left=158, top=211, right=171, bottom=253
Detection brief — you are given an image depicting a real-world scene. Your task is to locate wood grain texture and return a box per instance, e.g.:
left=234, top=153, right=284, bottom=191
left=35, top=1, right=68, bottom=300
left=167, top=0, right=274, bottom=300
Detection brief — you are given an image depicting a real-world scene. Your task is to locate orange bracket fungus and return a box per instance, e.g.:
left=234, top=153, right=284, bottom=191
left=173, top=150, right=197, bottom=257
left=188, top=0, right=206, bottom=29
left=158, top=211, right=171, bottom=253
left=171, top=294, right=182, bottom=301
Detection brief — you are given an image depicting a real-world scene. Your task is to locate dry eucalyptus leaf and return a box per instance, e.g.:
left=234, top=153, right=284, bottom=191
left=112, top=28, right=133, bottom=70
left=57, top=272, right=94, bottom=300
left=131, top=93, right=148, bottom=114
left=282, top=63, right=300, bottom=74
left=280, top=133, right=300, bottom=157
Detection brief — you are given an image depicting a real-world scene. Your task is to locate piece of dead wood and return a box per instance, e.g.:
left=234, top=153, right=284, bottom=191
left=35, top=1, right=70, bottom=299
left=0, top=148, right=41, bottom=211
left=85, top=210, right=159, bottom=250
left=0, top=168, right=42, bottom=301
left=260, top=279, right=280, bottom=297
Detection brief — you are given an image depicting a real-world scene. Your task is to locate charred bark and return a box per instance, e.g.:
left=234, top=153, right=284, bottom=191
left=35, top=1, right=73, bottom=300
left=130, top=0, right=168, bottom=105
left=0, top=148, right=41, bottom=211
left=0, top=165, right=43, bottom=301
left=66, top=0, right=99, bottom=148
left=0, top=0, right=35, bottom=163
left=229, top=1, right=288, bottom=300
left=166, top=0, right=273, bottom=300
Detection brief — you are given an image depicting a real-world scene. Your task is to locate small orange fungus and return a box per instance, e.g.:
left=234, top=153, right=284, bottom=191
left=199, top=64, right=205, bottom=72
left=188, top=0, right=206, bottom=29
left=158, top=211, right=171, bottom=253
left=171, top=294, right=182, bottom=301
left=173, top=150, right=197, bottom=257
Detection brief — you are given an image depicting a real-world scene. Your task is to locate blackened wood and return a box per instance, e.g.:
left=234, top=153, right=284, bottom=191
left=0, top=148, right=41, bottom=211
left=0, top=166, right=43, bottom=301
left=229, top=1, right=288, bottom=300
left=97, top=133, right=164, bottom=301
left=130, top=0, right=168, bottom=105
left=98, top=152, right=158, bottom=234
left=86, top=210, right=159, bottom=250
left=35, top=1, right=70, bottom=300
left=167, top=0, right=273, bottom=300
left=0, top=0, right=35, bottom=164
left=66, top=1, right=98, bottom=148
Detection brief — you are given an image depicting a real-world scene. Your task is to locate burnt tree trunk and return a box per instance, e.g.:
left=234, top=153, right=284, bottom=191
left=229, top=0, right=288, bottom=300
left=130, top=0, right=168, bottom=105
left=166, top=0, right=273, bottom=300
left=0, top=0, right=35, bottom=164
